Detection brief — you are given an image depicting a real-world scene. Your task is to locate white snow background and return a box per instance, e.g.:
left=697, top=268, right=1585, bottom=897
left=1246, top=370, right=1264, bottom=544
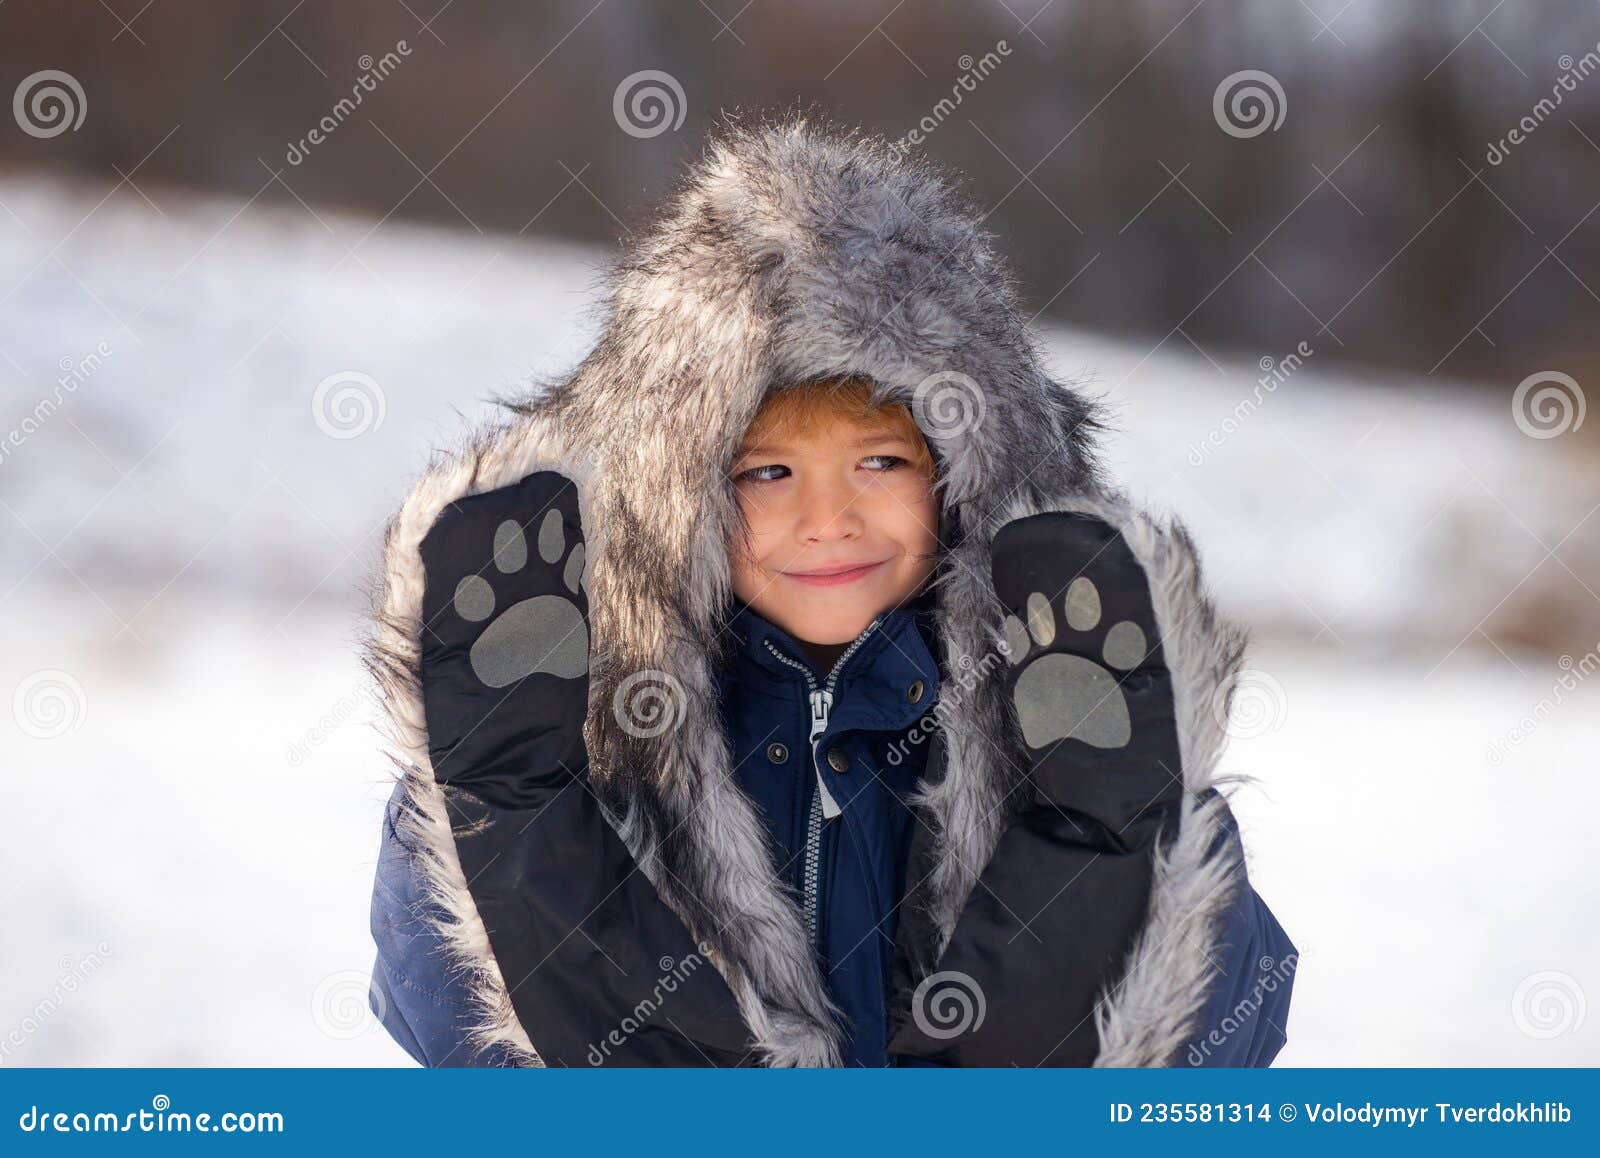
left=1, top=174, right=1596, bottom=1065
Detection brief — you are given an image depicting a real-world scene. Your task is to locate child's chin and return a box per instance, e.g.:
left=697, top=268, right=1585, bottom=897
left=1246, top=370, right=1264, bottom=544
left=780, top=597, right=891, bottom=644
left=801, top=619, right=871, bottom=645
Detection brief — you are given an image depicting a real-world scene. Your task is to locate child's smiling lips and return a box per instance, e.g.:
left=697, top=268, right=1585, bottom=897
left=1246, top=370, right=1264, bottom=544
left=781, top=559, right=888, bottom=587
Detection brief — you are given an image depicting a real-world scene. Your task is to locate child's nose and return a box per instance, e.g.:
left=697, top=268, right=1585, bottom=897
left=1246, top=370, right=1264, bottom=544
left=797, top=476, right=864, bottom=541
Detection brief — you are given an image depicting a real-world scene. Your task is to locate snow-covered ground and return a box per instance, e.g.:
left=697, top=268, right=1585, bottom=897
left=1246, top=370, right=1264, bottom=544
left=4, top=591, right=1594, bottom=1066
left=1227, top=641, right=1600, bottom=1066
left=1, top=590, right=402, bottom=1065
left=2, top=174, right=1596, bottom=1065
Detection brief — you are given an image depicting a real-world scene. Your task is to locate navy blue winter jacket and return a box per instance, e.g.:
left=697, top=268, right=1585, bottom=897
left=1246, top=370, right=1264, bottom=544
left=369, top=598, right=1298, bottom=1067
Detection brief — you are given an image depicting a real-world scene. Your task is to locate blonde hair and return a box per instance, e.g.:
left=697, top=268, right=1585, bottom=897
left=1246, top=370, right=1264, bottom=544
left=740, top=376, right=936, bottom=476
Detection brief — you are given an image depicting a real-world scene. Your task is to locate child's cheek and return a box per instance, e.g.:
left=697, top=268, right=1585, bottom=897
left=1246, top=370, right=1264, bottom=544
left=726, top=549, right=762, bottom=604
left=904, top=482, right=940, bottom=542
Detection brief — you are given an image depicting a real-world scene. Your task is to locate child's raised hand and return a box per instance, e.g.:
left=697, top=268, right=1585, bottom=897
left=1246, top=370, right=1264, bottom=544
left=889, top=500, right=1225, bottom=1066
left=407, top=468, right=752, bottom=1065
left=991, top=508, right=1184, bottom=841
left=417, top=470, right=591, bottom=806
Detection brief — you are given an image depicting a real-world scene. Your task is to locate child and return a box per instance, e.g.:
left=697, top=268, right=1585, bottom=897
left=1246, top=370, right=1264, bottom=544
left=363, top=117, right=1296, bottom=1067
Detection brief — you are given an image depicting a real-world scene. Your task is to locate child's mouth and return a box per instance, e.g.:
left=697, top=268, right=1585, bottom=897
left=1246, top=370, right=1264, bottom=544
left=782, top=560, right=886, bottom=587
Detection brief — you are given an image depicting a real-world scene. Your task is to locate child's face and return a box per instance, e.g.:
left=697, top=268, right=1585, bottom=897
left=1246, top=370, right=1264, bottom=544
left=729, top=413, right=939, bottom=646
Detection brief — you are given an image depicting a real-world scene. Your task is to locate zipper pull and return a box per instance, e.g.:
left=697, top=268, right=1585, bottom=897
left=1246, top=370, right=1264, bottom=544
left=809, top=689, right=842, bottom=820
left=808, top=688, right=833, bottom=742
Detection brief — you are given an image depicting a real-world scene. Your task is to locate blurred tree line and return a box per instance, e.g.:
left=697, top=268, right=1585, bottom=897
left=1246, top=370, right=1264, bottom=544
left=3, top=0, right=1598, bottom=386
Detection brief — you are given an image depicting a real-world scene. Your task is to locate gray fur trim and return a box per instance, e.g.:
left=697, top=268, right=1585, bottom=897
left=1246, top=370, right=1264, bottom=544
left=389, top=761, right=543, bottom=1066
left=361, top=411, right=575, bottom=1067
left=362, top=115, right=1249, bottom=1066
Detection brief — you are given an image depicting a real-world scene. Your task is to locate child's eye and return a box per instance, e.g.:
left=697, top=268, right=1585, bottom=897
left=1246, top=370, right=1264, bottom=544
left=735, top=464, right=789, bottom=484
left=861, top=454, right=907, bottom=473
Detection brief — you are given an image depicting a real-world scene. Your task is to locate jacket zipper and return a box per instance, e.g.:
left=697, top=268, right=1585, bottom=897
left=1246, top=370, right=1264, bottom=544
left=761, top=616, right=883, bottom=951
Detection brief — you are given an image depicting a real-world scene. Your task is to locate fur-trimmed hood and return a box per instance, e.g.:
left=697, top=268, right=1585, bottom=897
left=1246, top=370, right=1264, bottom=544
left=364, top=116, right=1250, bottom=1067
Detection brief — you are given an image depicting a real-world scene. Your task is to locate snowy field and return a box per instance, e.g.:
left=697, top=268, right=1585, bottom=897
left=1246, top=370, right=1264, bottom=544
left=2, top=174, right=1596, bottom=1065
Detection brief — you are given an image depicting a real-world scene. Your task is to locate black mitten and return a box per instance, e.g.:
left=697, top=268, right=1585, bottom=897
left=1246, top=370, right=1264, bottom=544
left=419, top=471, right=591, bottom=804
left=992, top=511, right=1183, bottom=835
left=417, top=470, right=752, bottom=1066
left=887, top=510, right=1183, bottom=1066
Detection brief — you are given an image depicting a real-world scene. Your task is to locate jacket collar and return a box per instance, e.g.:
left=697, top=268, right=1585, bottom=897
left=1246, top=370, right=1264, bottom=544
left=721, top=597, right=942, bottom=734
